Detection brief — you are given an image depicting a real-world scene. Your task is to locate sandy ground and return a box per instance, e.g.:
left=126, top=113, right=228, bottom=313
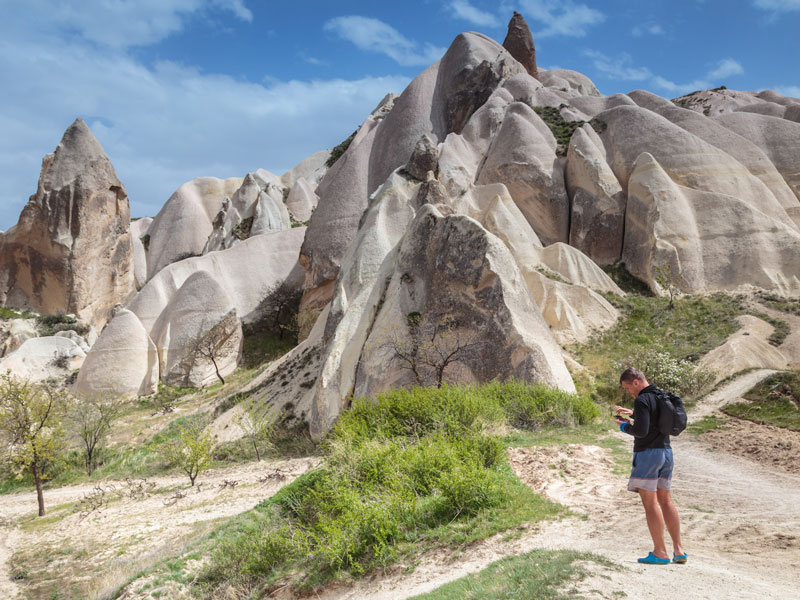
left=0, top=456, right=319, bottom=600
left=2, top=372, right=798, bottom=599
left=301, top=371, right=800, bottom=600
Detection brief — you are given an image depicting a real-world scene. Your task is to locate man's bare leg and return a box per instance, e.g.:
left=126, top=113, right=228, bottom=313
left=657, top=488, right=684, bottom=556
left=638, top=489, right=669, bottom=558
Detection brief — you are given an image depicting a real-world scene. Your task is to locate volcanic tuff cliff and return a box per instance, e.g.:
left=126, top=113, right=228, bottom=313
left=0, top=118, right=135, bottom=331
left=3, top=15, right=800, bottom=438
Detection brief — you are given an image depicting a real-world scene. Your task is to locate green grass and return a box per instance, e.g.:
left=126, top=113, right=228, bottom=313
left=408, top=549, right=612, bottom=600
left=532, top=106, right=606, bottom=156
left=686, top=415, right=727, bottom=435
left=754, top=291, right=800, bottom=316
left=0, top=413, right=207, bottom=495
left=192, top=382, right=598, bottom=595
left=750, top=311, right=790, bottom=346
left=723, top=371, right=800, bottom=430
left=0, top=305, right=35, bottom=319
left=573, top=293, right=745, bottom=404
left=240, top=325, right=297, bottom=367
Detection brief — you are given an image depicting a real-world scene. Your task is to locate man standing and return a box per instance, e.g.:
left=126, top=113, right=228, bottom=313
left=616, top=367, right=687, bottom=565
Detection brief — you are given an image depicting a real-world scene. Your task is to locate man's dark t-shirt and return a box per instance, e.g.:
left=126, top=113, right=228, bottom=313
left=622, top=384, right=671, bottom=452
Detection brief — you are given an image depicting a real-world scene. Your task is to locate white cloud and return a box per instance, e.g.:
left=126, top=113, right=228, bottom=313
left=708, top=58, right=744, bottom=79
left=0, top=17, right=410, bottom=229
left=11, top=0, right=252, bottom=49
left=449, top=1, right=501, bottom=27
left=585, top=52, right=745, bottom=96
left=518, top=0, right=605, bottom=38
left=324, top=16, right=446, bottom=66
left=774, top=85, right=800, bottom=98
left=583, top=51, right=651, bottom=81
left=632, top=23, right=665, bottom=37
left=753, top=0, right=800, bottom=13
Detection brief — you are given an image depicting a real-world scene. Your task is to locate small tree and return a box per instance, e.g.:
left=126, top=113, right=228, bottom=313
left=158, top=421, right=216, bottom=486
left=68, top=392, right=126, bottom=476
left=235, top=407, right=276, bottom=461
left=188, top=312, right=241, bottom=386
left=654, top=263, right=686, bottom=309
left=256, top=281, right=302, bottom=340
left=0, top=374, right=67, bottom=516
left=383, top=314, right=483, bottom=388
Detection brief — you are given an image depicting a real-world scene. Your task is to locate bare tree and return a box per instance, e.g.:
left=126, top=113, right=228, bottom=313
left=187, top=312, right=241, bottom=386
left=383, top=313, right=483, bottom=388
left=255, top=281, right=303, bottom=340
left=235, top=405, right=277, bottom=461
left=68, top=392, right=127, bottom=475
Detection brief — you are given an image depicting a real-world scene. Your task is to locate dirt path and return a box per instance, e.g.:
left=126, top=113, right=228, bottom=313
left=690, top=368, right=777, bottom=420
left=306, top=372, right=800, bottom=600
left=0, top=456, right=319, bottom=600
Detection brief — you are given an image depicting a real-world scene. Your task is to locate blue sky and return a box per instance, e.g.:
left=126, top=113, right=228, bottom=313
left=1, top=0, right=798, bottom=230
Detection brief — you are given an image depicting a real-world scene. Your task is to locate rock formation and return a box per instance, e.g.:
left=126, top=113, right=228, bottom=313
left=502, top=11, right=538, bottom=79
left=0, top=336, right=86, bottom=384
left=150, top=271, right=242, bottom=387
left=74, top=309, right=158, bottom=397
left=0, top=119, right=135, bottom=329
left=6, top=14, right=798, bottom=443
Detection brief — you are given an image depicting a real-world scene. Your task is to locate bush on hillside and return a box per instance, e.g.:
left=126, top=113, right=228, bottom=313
left=616, top=350, right=714, bottom=399
left=202, top=381, right=595, bottom=593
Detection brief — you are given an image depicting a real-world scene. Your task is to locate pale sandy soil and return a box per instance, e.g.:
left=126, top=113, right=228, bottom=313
left=300, top=372, right=800, bottom=600
left=0, top=456, right=319, bottom=600
left=2, top=368, right=798, bottom=600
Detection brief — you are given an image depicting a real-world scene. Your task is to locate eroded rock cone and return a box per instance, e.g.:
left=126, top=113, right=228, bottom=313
left=503, top=12, right=538, bottom=80
left=0, top=118, right=135, bottom=329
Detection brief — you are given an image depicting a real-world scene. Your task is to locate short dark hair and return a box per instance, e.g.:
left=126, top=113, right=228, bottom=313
left=619, top=367, right=645, bottom=385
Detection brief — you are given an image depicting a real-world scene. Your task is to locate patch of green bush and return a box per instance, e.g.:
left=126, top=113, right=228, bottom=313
left=755, top=291, right=800, bottom=316
left=0, top=306, right=35, bottom=320
left=200, top=382, right=595, bottom=594
left=325, top=130, right=357, bottom=168
left=750, top=311, right=790, bottom=346
left=575, top=293, right=745, bottom=404
left=601, top=261, right=653, bottom=296
left=36, top=314, right=90, bottom=336
left=532, top=106, right=606, bottom=156
left=409, top=548, right=610, bottom=600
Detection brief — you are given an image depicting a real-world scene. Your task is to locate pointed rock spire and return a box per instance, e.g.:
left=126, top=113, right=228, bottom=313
left=503, top=12, right=538, bottom=80
left=0, top=118, right=135, bottom=329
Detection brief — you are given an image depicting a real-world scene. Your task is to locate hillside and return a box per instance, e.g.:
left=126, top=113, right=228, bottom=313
left=1, top=10, right=799, bottom=600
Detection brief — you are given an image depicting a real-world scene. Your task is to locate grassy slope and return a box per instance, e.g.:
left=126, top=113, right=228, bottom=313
left=409, top=549, right=612, bottom=600
left=724, top=371, right=800, bottom=430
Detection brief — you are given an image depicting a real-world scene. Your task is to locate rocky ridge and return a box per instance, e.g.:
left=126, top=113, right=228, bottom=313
left=1, top=15, right=799, bottom=440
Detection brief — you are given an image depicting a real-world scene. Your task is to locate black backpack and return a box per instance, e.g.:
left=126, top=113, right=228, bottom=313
left=654, top=389, right=687, bottom=436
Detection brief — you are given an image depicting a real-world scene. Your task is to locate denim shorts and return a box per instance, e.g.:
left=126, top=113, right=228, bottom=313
left=627, top=448, right=673, bottom=493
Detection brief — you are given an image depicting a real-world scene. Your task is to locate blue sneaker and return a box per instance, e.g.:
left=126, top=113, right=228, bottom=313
left=673, top=552, right=688, bottom=564
left=638, top=552, right=671, bottom=565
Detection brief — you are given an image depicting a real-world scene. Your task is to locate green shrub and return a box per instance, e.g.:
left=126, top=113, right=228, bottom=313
left=0, top=306, right=34, bottom=320
left=325, top=131, right=357, bottom=168
left=616, top=350, right=714, bottom=399
left=201, top=382, right=585, bottom=592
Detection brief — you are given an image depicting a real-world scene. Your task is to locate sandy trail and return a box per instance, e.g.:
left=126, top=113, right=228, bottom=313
left=0, top=456, right=319, bottom=600
left=307, top=372, right=800, bottom=600
left=3, top=370, right=797, bottom=600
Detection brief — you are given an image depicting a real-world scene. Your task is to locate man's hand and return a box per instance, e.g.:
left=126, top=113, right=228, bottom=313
left=615, top=405, right=633, bottom=417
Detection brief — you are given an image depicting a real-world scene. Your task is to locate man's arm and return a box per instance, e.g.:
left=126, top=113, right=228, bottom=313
left=620, top=397, right=650, bottom=437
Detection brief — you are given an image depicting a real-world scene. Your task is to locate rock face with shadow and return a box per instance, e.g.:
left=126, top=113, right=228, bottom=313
left=0, top=118, right=135, bottom=330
